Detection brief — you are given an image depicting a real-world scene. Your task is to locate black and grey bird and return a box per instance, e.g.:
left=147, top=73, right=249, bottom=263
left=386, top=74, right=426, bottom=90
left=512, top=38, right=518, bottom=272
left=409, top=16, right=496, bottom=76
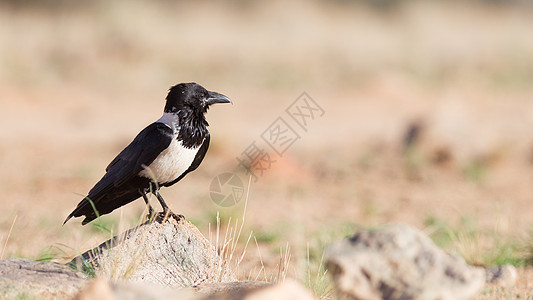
left=64, top=82, right=231, bottom=225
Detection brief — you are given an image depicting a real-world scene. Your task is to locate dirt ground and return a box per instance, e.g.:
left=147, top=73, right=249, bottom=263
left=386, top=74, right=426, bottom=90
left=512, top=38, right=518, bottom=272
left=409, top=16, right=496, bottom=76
left=1, top=1, right=532, bottom=298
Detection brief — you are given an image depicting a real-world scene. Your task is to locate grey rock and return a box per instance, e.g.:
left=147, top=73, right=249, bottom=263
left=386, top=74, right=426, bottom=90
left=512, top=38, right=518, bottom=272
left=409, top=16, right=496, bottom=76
left=0, top=258, right=88, bottom=300
left=325, top=223, right=485, bottom=300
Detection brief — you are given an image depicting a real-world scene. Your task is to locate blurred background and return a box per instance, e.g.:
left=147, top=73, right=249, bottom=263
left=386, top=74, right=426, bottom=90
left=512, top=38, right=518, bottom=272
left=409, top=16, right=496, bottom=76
left=1, top=0, right=532, bottom=296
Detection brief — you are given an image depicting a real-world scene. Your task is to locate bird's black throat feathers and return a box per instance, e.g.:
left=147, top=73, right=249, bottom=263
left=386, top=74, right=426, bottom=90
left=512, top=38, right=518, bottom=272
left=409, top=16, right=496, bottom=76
left=176, top=108, right=209, bottom=149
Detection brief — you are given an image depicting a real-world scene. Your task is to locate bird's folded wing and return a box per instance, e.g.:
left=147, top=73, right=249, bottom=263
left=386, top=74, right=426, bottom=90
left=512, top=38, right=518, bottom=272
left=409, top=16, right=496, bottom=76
left=89, top=122, right=173, bottom=196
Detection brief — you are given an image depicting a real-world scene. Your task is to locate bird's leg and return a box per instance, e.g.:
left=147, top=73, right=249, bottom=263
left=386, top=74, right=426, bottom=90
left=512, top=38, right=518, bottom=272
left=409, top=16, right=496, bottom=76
left=154, top=190, right=184, bottom=221
left=140, top=188, right=155, bottom=221
left=154, top=190, right=169, bottom=211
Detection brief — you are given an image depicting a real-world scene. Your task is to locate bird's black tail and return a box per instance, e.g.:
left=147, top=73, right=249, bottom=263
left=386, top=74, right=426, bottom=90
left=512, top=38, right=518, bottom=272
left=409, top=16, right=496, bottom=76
left=63, top=196, right=99, bottom=225
left=64, top=188, right=143, bottom=225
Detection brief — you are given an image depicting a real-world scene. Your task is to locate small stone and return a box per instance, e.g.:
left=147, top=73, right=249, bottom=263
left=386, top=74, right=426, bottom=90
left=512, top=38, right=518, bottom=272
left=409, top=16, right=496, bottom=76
left=485, top=264, right=518, bottom=287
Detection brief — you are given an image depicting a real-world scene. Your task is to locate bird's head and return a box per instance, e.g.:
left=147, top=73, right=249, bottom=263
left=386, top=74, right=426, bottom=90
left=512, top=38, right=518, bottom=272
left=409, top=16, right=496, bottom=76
left=164, top=82, right=232, bottom=114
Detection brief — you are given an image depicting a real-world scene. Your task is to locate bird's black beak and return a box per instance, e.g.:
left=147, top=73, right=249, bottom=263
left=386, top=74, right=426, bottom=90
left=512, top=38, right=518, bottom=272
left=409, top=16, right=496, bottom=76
left=206, top=91, right=232, bottom=106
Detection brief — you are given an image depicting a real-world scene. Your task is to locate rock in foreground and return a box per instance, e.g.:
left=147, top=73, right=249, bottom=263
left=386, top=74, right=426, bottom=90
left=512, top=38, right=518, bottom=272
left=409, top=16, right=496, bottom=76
left=325, top=223, right=485, bottom=300
left=71, top=213, right=232, bottom=287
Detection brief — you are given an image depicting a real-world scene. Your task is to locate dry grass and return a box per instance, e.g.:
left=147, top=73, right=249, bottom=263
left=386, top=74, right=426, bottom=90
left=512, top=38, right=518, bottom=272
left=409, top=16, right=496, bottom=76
left=1, top=0, right=533, bottom=298
left=208, top=177, right=253, bottom=283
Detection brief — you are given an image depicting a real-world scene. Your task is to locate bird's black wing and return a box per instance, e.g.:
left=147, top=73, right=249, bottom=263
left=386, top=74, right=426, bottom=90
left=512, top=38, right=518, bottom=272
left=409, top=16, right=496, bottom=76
left=64, top=122, right=173, bottom=224
left=91, top=122, right=173, bottom=194
left=163, top=132, right=210, bottom=187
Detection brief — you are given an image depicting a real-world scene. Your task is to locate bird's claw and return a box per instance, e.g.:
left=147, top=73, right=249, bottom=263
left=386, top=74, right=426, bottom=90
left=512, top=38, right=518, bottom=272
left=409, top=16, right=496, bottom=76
left=156, top=209, right=185, bottom=223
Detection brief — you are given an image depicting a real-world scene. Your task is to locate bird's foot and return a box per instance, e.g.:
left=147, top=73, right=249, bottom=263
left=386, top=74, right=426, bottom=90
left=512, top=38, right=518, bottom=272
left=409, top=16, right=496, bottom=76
left=156, top=209, right=184, bottom=223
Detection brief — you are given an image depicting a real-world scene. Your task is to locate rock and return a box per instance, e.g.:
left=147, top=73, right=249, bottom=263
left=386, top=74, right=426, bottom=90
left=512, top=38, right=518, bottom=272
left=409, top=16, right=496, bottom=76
left=485, top=264, right=518, bottom=287
left=195, top=279, right=315, bottom=300
left=0, top=258, right=88, bottom=300
left=75, top=278, right=194, bottom=300
left=242, top=279, right=316, bottom=300
left=194, top=281, right=272, bottom=299
left=71, top=213, right=233, bottom=287
left=325, top=223, right=485, bottom=300
left=74, top=278, right=114, bottom=300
